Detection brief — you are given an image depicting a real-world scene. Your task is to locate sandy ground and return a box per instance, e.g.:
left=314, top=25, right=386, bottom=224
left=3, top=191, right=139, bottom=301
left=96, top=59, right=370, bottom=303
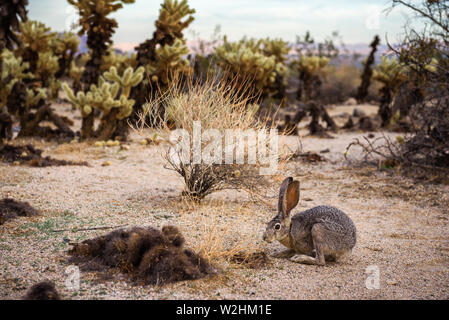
left=0, top=104, right=448, bottom=300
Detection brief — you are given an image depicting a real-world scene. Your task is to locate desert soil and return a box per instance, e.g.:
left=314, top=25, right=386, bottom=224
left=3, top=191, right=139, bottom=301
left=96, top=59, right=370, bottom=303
left=0, top=103, right=448, bottom=300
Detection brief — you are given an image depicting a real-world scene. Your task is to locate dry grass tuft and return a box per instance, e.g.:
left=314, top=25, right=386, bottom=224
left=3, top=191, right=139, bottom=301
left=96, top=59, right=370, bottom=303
left=176, top=201, right=269, bottom=269
left=230, top=250, right=270, bottom=269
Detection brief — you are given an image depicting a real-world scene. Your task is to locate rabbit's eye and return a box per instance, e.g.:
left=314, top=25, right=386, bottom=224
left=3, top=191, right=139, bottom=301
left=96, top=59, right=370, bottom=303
left=274, top=223, right=281, bottom=230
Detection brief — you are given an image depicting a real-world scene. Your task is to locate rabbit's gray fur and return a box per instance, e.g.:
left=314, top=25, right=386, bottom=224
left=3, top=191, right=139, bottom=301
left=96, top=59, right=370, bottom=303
left=263, top=178, right=356, bottom=265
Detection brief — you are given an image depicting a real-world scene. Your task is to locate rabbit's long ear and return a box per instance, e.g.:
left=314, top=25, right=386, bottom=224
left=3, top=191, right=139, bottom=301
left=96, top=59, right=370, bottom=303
left=279, top=178, right=300, bottom=219
left=278, top=177, right=292, bottom=214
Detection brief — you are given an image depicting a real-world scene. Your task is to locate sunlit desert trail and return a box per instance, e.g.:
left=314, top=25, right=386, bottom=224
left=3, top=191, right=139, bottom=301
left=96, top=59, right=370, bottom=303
left=1, top=0, right=448, bottom=300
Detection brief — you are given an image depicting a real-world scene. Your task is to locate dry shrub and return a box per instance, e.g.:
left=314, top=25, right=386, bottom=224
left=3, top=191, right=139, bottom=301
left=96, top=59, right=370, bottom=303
left=0, top=144, right=88, bottom=167
left=68, top=225, right=215, bottom=286
left=24, top=281, right=60, bottom=300
left=406, top=98, right=449, bottom=170
left=345, top=133, right=449, bottom=182
left=0, top=198, right=40, bottom=225
left=135, top=72, right=283, bottom=201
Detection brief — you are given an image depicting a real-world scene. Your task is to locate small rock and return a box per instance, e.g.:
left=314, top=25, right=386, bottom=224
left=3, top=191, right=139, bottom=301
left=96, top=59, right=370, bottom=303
left=13, top=161, right=20, bottom=166
left=320, top=149, right=330, bottom=154
left=367, top=247, right=383, bottom=252
left=102, top=161, right=111, bottom=167
left=140, top=139, right=148, bottom=146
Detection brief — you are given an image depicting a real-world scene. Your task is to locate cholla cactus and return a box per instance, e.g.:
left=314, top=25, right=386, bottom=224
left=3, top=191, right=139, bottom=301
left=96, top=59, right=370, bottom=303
left=373, top=57, right=408, bottom=92
left=0, top=50, right=33, bottom=110
left=50, top=31, right=79, bottom=58
left=102, top=66, right=144, bottom=101
left=261, top=38, right=289, bottom=65
left=17, top=20, right=55, bottom=52
left=373, top=57, right=410, bottom=127
left=50, top=31, right=80, bottom=77
left=68, top=0, right=135, bottom=139
left=69, top=54, right=90, bottom=93
left=293, top=56, right=330, bottom=76
left=68, top=0, right=135, bottom=87
left=214, top=37, right=289, bottom=99
left=26, top=88, right=47, bottom=109
left=146, top=38, right=191, bottom=85
left=0, top=0, right=28, bottom=51
left=64, top=66, right=144, bottom=118
left=14, top=20, right=62, bottom=100
left=36, top=52, right=59, bottom=79
left=154, top=0, right=195, bottom=42
left=1, top=49, right=74, bottom=138
left=0, top=0, right=28, bottom=143
left=15, top=20, right=56, bottom=72
left=136, top=0, right=195, bottom=66
left=291, top=55, right=330, bottom=101
left=101, top=49, right=138, bottom=74
left=63, top=66, right=144, bottom=140
left=131, top=0, right=195, bottom=124
left=34, top=52, right=59, bottom=99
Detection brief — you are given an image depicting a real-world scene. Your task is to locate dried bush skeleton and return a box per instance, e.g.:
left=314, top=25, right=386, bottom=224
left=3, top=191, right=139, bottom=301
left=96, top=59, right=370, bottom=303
left=135, top=73, right=283, bottom=201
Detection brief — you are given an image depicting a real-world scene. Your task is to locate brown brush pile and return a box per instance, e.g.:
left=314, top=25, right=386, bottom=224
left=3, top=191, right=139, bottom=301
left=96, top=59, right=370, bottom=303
left=0, top=144, right=88, bottom=167
left=0, top=198, right=40, bottom=225
left=24, top=281, right=61, bottom=300
left=68, top=225, right=215, bottom=286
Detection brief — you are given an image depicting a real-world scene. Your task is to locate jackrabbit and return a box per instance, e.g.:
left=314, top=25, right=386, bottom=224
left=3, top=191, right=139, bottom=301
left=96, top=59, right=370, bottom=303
left=263, top=177, right=356, bottom=265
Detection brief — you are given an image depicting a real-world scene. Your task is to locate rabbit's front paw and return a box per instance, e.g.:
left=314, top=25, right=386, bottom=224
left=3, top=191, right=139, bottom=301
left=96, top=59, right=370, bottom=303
left=290, top=254, right=325, bottom=266
left=271, top=249, right=296, bottom=259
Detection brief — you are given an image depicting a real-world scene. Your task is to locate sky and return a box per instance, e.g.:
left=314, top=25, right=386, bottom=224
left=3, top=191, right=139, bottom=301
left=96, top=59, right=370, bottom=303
left=28, top=0, right=417, bottom=51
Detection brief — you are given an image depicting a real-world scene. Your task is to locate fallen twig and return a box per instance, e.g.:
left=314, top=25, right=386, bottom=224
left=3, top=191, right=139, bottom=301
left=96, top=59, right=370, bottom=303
left=52, top=225, right=128, bottom=233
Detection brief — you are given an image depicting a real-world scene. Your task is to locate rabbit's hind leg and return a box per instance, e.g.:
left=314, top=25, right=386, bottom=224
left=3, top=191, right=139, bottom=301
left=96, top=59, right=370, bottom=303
left=289, top=223, right=329, bottom=266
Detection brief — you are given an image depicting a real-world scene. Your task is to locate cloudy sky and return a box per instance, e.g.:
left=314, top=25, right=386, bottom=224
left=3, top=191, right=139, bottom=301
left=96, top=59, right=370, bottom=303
left=29, top=0, right=416, bottom=51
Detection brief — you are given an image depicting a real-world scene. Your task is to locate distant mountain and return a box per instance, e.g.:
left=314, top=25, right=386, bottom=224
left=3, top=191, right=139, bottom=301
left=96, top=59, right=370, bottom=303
left=343, top=43, right=390, bottom=56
